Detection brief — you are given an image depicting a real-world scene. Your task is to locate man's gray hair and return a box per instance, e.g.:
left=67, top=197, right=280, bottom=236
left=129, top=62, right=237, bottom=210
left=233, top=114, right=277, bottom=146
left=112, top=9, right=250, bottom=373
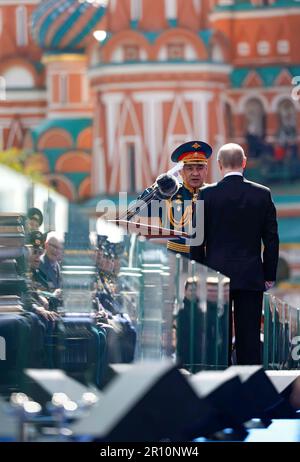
left=217, top=143, right=246, bottom=169
left=46, top=231, right=64, bottom=245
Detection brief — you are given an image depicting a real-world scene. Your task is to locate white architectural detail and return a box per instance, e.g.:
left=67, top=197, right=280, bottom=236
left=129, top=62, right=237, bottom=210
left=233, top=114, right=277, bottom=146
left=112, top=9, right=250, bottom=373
left=159, top=94, right=194, bottom=172
left=158, top=46, right=168, bottom=61
left=218, top=0, right=234, bottom=5
left=237, top=42, right=250, bottom=56
left=111, top=46, right=123, bottom=63
left=192, top=0, right=202, bottom=14
left=3, top=67, right=34, bottom=88
left=60, top=74, right=68, bottom=104
left=270, top=94, right=296, bottom=113
left=89, top=63, right=232, bottom=78
left=185, top=44, right=197, bottom=61
left=4, top=89, right=47, bottom=101
left=134, top=92, right=174, bottom=174
left=212, top=8, right=300, bottom=21
left=0, top=127, right=3, bottom=150
left=237, top=93, right=269, bottom=113
left=164, top=0, right=177, bottom=20
left=140, top=49, right=148, bottom=61
left=257, top=41, right=270, bottom=56
left=277, top=40, right=290, bottom=55
left=131, top=0, right=142, bottom=21
left=16, top=5, right=28, bottom=46
left=110, top=0, right=117, bottom=11
left=102, top=92, right=123, bottom=162
left=211, top=44, right=224, bottom=63
left=184, top=92, right=213, bottom=140
left=109, top=97, right=151, bottom=192
left=0, top=76, right=6, bottom=101
left=90, top=47, right=100, bottom=66
left=93, top=137, right=106, bottom=193
left=0, top=8, right=3, bottom=36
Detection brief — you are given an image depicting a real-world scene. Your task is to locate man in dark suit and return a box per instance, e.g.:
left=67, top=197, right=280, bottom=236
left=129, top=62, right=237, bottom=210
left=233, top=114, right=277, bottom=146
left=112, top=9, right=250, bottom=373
left=190, top=143, right=279, bottom=365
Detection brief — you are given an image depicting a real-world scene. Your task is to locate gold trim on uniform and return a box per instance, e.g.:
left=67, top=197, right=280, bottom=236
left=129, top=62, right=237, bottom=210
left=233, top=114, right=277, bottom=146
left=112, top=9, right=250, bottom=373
left=182, top=182, right=197, bottom=195
left=167, top=241, right=190, bottom=253
left=165, top=201, right=193, bottom=229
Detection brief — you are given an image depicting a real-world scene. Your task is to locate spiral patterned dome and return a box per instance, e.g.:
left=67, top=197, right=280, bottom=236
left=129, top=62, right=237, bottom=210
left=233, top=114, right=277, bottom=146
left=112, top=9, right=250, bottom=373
left=31, top=0, right=107, bottom=52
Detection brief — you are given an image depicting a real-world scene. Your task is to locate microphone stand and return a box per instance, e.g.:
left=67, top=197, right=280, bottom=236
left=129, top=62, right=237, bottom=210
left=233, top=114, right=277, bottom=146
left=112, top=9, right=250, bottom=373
left=118, top=163, right=184, bottom=222
left=121, top=187, right=158, bottom=222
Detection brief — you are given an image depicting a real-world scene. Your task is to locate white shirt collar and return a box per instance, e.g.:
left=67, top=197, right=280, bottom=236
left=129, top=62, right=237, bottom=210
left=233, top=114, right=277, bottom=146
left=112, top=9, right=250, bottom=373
left=224, top=172, right=243, bottom=178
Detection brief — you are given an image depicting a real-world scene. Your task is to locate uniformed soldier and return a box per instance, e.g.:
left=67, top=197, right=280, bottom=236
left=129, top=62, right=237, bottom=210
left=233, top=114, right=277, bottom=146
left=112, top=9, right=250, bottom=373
left=93, top=236, right=136, bottom=363
left=26, top=231, right=60, bottom=321
left=94, top=237, right=120, bottom=316
left=138, top=141, right=212, bottom=255
left=26, top=207, right=43, bottom=232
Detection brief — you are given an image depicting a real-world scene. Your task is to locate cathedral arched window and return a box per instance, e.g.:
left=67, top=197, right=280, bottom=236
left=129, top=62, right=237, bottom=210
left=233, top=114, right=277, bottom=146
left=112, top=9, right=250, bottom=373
left=244, top=98, right=266, bottom=158
left=167, top=43, right=185, bottom=61
left=3, top=66, right=34, bottom=88
left=245, top=99, right=265, bottom=137
left=124, top=44, right=140, bottom=62
left=276, top=99, right=297, bottom=148
left=16, top=6, right=28, bottom=47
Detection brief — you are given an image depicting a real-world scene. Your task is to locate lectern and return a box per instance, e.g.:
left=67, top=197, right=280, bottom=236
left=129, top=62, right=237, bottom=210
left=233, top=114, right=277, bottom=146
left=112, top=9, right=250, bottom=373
left=108, top=218, right=190, bottom=240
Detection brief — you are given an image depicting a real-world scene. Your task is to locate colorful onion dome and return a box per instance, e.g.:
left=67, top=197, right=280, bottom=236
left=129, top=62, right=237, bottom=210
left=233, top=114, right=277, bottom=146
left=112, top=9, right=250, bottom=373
left=31, top=0, right=107, bottom=52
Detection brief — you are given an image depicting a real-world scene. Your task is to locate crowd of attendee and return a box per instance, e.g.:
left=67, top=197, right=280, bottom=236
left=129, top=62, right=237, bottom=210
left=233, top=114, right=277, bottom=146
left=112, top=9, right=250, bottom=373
left=1, top=207, right=136, bottom=390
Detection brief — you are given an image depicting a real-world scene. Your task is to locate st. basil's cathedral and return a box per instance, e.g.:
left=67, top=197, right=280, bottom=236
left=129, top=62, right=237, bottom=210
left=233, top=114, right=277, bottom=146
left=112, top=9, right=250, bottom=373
left=0, top=0, right=299, bottom=201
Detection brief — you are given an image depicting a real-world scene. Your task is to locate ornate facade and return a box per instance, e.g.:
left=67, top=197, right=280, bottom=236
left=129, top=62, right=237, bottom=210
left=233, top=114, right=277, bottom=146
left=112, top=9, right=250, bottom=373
left=0, top=0, right=299, bottom=200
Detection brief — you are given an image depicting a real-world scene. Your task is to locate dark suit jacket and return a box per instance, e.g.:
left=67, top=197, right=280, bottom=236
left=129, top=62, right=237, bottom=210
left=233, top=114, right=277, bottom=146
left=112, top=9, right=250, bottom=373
left=39, top=254, right=61, bottom=290
left=190, top=175, right=279, bottom=291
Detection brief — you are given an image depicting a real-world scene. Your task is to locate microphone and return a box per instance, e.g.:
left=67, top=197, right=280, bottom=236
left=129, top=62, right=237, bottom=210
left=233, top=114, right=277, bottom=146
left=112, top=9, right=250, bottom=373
left=123, top=173, right=180, bottom=221
left=155, top=173, right=180, bottom=199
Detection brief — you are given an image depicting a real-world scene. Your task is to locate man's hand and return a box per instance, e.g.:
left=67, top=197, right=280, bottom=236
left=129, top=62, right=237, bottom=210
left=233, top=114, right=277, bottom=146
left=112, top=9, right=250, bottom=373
left=39, top=295, right=49, bottom=309
left=265, top=281, right=275, bottom=291
left=35, top=306, right=60, bottom=321
left=53, top=288, right=63, bottom=299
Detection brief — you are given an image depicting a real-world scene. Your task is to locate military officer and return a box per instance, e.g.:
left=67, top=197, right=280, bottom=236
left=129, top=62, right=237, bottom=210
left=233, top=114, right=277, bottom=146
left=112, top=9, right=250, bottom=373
left=138, top=141, right=212, bottom=255
left=26, top=231, right=60, bottom=320
left=26, top=207, right=44, bottom=232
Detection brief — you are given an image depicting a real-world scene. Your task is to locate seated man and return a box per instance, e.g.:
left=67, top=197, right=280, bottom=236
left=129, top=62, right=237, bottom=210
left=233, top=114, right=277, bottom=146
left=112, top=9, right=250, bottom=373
left=26, top=231, right=60, bottom=322
left=39, top=233, right=64, bottom=301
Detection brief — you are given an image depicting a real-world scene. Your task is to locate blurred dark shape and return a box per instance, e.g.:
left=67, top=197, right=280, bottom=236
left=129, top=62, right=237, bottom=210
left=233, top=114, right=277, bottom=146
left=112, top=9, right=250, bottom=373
left=277, top=257, right=291, bottom=283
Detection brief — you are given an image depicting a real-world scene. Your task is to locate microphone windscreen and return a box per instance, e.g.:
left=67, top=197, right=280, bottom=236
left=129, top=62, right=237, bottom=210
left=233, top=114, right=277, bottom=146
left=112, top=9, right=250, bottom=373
left=156, top=173, right=180, bottom=199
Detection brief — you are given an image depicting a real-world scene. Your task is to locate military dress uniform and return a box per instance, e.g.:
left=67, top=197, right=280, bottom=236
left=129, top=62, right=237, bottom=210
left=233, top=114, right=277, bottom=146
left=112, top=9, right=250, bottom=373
left=138, top=141, right=213, bottom=255
left=94, top=236, right=136, bottom=363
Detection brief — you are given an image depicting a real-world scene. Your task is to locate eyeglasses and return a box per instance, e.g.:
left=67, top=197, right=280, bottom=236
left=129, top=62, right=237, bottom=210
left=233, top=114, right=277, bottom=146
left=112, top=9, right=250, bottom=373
left=33, top=248, right=44, bottom=256
left=48, top=243, right=63, bottom=251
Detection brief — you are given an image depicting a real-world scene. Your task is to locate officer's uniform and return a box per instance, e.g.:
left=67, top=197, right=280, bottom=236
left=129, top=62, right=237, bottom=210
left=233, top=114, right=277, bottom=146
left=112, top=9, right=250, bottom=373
left=139, top=141, right=212, bottom=255
left=26, top=231, right=61, bottom=311
left=26, top=207, right=44, bottom=232
left=94, top=236, right=136, bottom=363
